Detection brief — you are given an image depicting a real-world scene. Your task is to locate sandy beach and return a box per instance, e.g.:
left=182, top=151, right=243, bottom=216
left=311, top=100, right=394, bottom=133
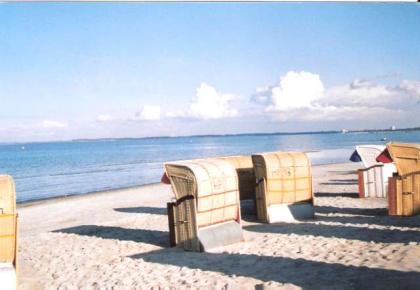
left=17, top=162, right=420, bottom=289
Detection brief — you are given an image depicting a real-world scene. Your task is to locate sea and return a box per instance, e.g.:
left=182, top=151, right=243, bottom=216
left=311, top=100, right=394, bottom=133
left=1, top=130, right=419, bottom=203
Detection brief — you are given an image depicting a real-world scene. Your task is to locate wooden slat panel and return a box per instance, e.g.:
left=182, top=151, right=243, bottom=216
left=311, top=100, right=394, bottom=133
left=388, top=176, right=397, bottom=215
left=396, top=178, right=403, bottom=216
left=402, top=175, right=414, bottom=216
left=413, top=174, right=420, bottom=215
left=358, top=169, right=365, bottom=198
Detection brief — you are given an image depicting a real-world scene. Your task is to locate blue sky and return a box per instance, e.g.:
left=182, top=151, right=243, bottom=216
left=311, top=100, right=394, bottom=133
left=1, top=3, right=419, bottom=142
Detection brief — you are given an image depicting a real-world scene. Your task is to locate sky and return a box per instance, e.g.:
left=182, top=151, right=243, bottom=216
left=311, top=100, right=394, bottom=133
left=0, top=3, right=420, bottom=142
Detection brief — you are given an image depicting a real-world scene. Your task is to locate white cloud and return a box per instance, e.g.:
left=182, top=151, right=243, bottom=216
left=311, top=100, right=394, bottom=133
left=274, top=105, right=402, bottom=122
left=188, top=82, right=238, bottom=120
left=41, top=120, right=68, bottom=129
left=254, top=70, right=420, bottom=122
left=96, top=114, right=114, bottom=122
left=398, top=80, right=420, bottom=97
left=135, top=105, right=161, bottom=121
left=265, top=71, right=324, bottom=111
left=325, top=81, right=395, bottom=107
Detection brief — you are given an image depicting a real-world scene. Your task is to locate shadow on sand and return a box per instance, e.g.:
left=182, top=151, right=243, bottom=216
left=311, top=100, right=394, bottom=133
left=130, top=248, right=420, bottom=289
left=328, top=170, right=357, bottom=176
left=314, top=191, right=359, bottom=198
left=320, top=178, right=358, bottom=186
left=114, top=206, right=167, bottom=215
left=315, top=205, right=387, bottom=216
left=54, top=225, right=169, bottom=247
left=243, top=221, right=420, bottom=244
left=315, top=214, right=420, bottom=230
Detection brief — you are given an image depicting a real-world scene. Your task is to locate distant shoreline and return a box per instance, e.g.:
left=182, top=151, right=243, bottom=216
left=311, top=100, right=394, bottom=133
left=2, top=126, right=419, bottom=146
left=17, top=161, right=354, bottom=206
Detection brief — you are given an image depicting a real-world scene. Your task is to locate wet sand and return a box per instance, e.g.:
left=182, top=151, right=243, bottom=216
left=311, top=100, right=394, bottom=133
left=17, top=162, right=420, bottom=289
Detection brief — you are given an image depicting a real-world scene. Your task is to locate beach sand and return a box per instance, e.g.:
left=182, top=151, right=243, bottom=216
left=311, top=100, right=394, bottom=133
left=17, top=162, right=420, bottom=289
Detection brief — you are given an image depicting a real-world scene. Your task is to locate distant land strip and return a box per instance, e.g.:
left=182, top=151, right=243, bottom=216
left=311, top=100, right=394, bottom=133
left=1, top=126, right=419, bottom=145
left=71, top=126, right=420, bottom=142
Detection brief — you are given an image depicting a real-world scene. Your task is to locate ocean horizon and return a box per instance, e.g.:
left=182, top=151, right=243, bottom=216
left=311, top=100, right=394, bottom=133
left=1, top=130, right=419, bottom=203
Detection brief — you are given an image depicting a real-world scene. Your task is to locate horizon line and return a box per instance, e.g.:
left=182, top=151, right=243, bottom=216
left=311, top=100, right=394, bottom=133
left=1, top=126, right=419, bottom=146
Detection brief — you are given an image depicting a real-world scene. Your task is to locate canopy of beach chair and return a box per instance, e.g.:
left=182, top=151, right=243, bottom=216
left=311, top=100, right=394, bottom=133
left=376, top=148, right=393, bottom=164
left=350, top=145, right=386, bottom=168
left=164, top=158, right=238, bottom=204
left=349, top=150, right=362, bottom=163
left=386, top=143, right=420, bottom=176
left=218, top=155, right=253, bottom=169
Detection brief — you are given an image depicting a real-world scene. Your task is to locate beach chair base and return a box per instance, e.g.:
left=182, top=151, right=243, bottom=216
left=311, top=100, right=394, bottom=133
left=0, top=263, right=16, bottom=290
left=267, top=203, right=314, bottom=223
left=198, top=221, right=243, bottom=252
left=388, top=174, right=420, bottom=217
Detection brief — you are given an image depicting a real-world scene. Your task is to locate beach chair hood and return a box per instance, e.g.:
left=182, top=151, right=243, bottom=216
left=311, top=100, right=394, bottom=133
left=350, top=145, right=386, bottom=168
left=386, top=143, right=420, bottom=176
left=376, top=148, right=393, bottom=164
left=164, top=158, right=238, bottom=201
left=218, top=155, right=253, bottom=170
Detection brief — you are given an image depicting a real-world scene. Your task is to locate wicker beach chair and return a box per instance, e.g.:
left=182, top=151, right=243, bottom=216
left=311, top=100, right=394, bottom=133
left=252, top=152, right=314, bottom=223
left=350, top=145, right=397, bottom=198
left=0, top=175, right=18, bottom=290
left=383, top=143, right=420, bottom=216
left=165, top=158, right=243, bottom=251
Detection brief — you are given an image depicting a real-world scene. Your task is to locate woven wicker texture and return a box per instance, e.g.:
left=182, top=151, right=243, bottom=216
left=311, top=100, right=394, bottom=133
left=164, top=159, right=241, bottom=251
left=218, top=156, right=255, bottom=201
left=0, top=175, right=17, bottom=264
left=165, top=158, right=239, bottom=227
left=252, top=152, right=312, bottom=222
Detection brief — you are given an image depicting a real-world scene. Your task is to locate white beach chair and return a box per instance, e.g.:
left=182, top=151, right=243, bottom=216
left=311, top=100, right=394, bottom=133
left=350, top=145, right=397, bottom=198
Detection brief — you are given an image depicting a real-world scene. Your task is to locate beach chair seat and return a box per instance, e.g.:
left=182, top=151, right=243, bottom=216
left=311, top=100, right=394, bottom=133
left=164, top=159, right=243, bottom=251
left=350, top=145, right=396, bottom=198
left=252, top=152, right=314, bottom=223
left=381, top=143, right=420, bottom=216
left=0, top=175, right=18, bottom=289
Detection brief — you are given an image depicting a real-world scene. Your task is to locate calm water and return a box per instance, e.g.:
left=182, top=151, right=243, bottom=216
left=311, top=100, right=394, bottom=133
left=0, top=131, right=419, bottom=202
